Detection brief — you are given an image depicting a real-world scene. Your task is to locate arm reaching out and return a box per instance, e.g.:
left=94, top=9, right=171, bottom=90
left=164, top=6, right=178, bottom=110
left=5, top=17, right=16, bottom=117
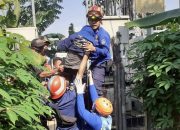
left=76, top=52, right=89, bottom=79
left=88, top=70, right=99, bottom=102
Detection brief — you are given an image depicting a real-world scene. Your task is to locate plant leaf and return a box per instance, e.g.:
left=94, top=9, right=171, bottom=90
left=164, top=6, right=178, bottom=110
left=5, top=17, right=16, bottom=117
left=13, top=109, right=32, bottom=123
left=6, top=109, right=18, bottom=125
left=0, top=88, right=12, bottom=103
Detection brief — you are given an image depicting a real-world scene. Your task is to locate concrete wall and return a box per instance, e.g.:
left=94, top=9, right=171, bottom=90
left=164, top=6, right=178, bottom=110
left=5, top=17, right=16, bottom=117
left=6, top=27, right=38, bottom=41
left=101, top=16, right=130, bottom=59
left=101, top=15, right=130, bottom=38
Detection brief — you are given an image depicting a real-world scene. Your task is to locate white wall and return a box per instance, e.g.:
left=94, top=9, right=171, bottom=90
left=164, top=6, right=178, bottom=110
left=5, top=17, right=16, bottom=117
left=6, top=27, right=38, bottom=41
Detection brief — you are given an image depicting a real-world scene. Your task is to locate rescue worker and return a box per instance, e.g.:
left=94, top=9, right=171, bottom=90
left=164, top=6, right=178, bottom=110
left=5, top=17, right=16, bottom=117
left=43, top=52, right=90, bottom=130
left=56, top=5, right=111, bottom=96
left=74, top=70, right=113, bottom=130
left=80, top=5, right=111, bottom=96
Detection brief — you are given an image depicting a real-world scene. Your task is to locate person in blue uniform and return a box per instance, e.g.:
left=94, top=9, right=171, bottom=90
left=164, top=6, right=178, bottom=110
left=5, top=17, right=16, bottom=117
left=74, top=70, right=113, bottom=130
left=56, top=5, right=111, bottom=96
left=43, top=53, right=89, bottom=130
left=80, top=5, right=111, bottom=96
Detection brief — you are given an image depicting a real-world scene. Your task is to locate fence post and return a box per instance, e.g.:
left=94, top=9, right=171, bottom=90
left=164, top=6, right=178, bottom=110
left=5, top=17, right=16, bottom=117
left=113, top=32, right=127, bottom=130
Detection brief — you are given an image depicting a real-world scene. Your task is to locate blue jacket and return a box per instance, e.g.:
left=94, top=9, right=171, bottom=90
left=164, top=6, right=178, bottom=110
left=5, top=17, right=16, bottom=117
left=56, top=33, right=84, bottom=56
left=79, top=25, right=111, bottom=66
left=57, top=25, right=111, bottom=66
left=77, top=84, right=112, bottom=130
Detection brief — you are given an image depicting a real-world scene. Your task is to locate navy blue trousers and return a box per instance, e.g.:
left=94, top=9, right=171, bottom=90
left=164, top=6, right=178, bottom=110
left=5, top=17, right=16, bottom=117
left=91, top=65, right=105, bottom=96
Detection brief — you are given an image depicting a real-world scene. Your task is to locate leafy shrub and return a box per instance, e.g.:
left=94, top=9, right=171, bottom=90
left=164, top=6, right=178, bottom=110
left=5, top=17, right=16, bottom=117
left=0, top=33, right=52, bottom=129
left=128, top=25, right=180, bottom=129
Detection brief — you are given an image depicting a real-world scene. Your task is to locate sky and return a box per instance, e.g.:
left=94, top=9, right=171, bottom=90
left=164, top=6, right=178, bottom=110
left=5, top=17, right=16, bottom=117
left=42, top=0, right=86, bottom=36
left=42, top=0, right=180, bottom=37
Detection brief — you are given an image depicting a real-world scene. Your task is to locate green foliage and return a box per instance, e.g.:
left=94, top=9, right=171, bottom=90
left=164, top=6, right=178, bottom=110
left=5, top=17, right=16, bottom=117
left=19, top=0, right=63, bottom=34
left=44, top=33, right=65, bottom=40
left=0, top=0, right=21, bottom=27
left=6, top=0, right=21, bottom=27
left=128, top=24, right=180, bottom=129
left=0, top=33, right=52, bottom=129
left=125, top=8, right=180, bottom=28
left=0, top=0, right=63, bottom=34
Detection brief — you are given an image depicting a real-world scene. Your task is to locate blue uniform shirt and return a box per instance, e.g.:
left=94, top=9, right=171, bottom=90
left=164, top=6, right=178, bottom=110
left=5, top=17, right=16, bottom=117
left=48, top=89, right=79, bottom=130
left=79, top=25, right=111, bottom=66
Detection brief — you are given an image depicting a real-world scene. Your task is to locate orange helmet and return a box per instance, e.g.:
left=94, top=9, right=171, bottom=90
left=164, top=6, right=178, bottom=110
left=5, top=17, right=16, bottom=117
left=95, top=97, right=113, bottom=116
left=87, top=5, right=104, bottom=18
left=47, top=75, right=66, bottom=99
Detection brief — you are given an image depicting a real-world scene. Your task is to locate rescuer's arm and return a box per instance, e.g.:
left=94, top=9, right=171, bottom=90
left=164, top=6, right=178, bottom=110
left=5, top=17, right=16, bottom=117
left=88, top=70, right=99, bottom=103
left=76, top=89, right=102, bottom=129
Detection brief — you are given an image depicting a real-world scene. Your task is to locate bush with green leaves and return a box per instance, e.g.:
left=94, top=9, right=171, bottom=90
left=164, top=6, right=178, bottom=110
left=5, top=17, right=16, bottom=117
left=0, top=33, right=52, bottom=129
left=128, top=24, right=180, bottom=129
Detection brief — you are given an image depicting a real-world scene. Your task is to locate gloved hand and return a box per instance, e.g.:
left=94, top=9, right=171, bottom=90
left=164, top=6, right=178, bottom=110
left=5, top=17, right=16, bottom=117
left=74, top=78, right=86, bottom=94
